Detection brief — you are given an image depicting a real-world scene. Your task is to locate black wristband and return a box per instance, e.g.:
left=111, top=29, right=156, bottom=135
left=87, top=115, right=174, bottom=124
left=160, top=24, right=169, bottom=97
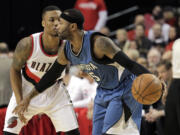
left=35, top=60, right=66, bottom=93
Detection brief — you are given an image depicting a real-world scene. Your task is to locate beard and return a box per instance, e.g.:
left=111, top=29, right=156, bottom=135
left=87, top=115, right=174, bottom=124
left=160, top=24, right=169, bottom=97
left=58, top=28, right=70, bottom=40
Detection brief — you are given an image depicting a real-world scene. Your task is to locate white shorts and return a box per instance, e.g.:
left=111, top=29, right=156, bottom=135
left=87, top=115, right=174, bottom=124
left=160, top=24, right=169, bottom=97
left=3, top=80, right=78, bottom=134
left=107, top=111, right=139, bottom=135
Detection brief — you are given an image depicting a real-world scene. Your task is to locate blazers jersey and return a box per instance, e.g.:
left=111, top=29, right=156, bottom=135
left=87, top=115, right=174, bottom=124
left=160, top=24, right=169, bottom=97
left=22, top=32, right=61, bottom=85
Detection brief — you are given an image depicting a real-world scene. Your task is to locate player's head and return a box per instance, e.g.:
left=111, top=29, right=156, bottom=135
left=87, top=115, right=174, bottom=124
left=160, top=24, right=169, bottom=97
left=41, top=5, right=61, bottom=37
left=57, top=8, right=84, bottom=40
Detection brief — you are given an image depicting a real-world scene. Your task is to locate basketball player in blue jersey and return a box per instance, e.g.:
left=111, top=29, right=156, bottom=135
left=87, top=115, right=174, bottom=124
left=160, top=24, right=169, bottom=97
left=14, top=9, right=154, bottom=135
left=4, top=6, right=80, bottom=135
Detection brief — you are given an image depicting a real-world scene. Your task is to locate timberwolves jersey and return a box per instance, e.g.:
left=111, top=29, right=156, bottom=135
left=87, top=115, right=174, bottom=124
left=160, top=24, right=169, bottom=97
left=65, top=31, right=131, bottom=89
left=22, top=32, right=62, bottom=86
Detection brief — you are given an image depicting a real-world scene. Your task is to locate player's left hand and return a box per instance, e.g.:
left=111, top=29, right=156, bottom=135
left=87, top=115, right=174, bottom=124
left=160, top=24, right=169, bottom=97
left=158, top=75, right=167, bottom=102
left=13, top=96, right=31, bottom=123
left=158, top=75, right=167, bottom=91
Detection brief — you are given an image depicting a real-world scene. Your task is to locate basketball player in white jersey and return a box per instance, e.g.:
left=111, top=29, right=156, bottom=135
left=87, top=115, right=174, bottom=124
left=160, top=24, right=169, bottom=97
left=3, top=6, right=80, bottom=135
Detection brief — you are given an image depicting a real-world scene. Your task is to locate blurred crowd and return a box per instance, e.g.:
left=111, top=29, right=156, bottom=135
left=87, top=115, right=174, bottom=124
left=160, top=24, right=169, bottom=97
left=98, top=5, right=179, bottom=135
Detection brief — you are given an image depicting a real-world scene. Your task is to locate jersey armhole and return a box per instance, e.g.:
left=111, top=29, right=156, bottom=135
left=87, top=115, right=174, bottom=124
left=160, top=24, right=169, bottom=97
left=27, top=35, right=34, bottom=60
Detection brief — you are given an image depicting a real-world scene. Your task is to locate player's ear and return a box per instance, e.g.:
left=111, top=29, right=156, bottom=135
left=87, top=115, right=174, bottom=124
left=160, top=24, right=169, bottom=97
left=71, top=23, right=77, bottom=31
left=42, top=20, right=45, bottom=28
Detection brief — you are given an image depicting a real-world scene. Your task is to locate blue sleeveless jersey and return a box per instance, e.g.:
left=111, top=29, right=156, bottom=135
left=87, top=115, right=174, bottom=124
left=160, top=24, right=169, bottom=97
left=64, top=31, right=131, bottom=89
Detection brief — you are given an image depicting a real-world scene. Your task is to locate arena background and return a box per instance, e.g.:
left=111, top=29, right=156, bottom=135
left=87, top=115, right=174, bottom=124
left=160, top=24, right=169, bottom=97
left=0, top=0, right=179, bottom=50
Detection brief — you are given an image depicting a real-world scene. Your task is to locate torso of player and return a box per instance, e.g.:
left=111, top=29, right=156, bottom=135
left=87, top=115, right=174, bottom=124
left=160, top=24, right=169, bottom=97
left=65, top=31, right=131, bottom=90
left=22, top=32, right=60, bottom=85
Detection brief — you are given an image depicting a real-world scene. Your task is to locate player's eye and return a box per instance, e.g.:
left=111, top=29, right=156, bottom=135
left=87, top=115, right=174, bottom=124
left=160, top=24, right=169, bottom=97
left=49, top=18, right=54, bottom=22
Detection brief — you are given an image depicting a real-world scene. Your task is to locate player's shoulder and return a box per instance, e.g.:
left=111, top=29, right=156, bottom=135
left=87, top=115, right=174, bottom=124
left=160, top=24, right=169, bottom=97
left=18, top=32, right=42, bottom=48
left=18, top=36, right=32, bottom=48
left=15, top=36, right=33, bottom=53
left=89, top=30, right=107, bottom=42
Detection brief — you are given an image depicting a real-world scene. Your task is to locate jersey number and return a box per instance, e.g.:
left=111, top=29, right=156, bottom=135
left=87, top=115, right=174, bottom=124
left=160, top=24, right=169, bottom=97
left=88, top=72, right=100, bottom=82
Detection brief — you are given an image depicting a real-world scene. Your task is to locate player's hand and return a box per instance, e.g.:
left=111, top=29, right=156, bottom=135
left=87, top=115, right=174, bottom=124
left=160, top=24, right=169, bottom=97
left=158, top=75, right=167, bottom=103
left=158, top=75, right=167, bottom=92
left=86, top=100, right=94, bottom=120
left=13, top=96, right=30, bottom=120
left=162, top=87, right=168, bottom=105
left=18, top=113, right=28, bottom=124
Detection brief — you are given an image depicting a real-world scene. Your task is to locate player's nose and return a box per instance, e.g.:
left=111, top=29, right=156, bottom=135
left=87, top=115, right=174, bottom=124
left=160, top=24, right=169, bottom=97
left=54, top=19, right=60, bottom=27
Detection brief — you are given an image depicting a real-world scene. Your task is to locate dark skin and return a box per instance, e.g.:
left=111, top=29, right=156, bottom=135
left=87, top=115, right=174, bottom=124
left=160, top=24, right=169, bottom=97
left=14, top=12, right=166, bottom=119
left=12, top=10, right=61, bottom=124
left=13, top=14, right=122, bottom=116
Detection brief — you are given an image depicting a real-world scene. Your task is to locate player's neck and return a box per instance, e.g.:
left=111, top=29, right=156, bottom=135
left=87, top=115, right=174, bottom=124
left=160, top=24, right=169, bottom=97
left=42, top=32, right=59, bottom=49
left=41, top=33, right=60, bottom=54
left=70, top=31, right=84, bottom=54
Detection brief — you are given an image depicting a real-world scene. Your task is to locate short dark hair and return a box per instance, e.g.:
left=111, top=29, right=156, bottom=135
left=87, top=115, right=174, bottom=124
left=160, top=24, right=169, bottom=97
left=157, top=60, right=172, bottom=70
left=42, top=5, right=60, bottom=19
left=62, top=8, right=84, bottom=30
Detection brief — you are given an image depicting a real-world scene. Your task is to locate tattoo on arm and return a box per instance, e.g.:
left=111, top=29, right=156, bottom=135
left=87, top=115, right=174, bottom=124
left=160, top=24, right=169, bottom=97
left=94, top=36, right=120, bottom=59
left=12, top=37, right=32, bottom=71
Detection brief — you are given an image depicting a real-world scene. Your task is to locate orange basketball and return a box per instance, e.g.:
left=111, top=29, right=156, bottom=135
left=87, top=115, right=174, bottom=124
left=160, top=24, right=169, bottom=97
left=132, top=73, right=163, bottom=105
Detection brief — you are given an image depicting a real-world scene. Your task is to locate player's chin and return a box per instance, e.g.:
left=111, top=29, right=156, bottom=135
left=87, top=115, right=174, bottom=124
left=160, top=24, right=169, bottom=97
left=51, top=33, right=59, bottom=37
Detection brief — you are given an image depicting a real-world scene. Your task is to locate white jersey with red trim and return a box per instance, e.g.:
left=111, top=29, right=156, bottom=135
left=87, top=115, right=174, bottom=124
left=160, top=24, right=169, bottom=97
left=21, top=32, right=63, bottom=106
left=23, top=32, right=58, bottom=83
left=4, top=32, right=79, bottom=133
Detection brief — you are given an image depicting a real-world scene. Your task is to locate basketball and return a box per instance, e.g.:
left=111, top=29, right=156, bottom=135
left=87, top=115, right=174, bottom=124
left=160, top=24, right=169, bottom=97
left=132, top=73, right=163, bottom=105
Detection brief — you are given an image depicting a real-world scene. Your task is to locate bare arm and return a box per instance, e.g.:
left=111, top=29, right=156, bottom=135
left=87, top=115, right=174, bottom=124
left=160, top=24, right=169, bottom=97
left=11, top=37, right=32, bottom=104
left=93, top=35, right=120, bottom=59
left=93, top=35, right=150, bottom=76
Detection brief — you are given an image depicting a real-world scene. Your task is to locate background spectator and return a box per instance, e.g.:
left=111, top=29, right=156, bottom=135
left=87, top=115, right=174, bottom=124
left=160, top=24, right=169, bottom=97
left=74, top=0, right=108, bottom=31
left=144, top=5, right=162, bottom=30
left=148, top=11, right=170, bottom=44
left=65, top=66, right=98, bottom=108
left=163, top=6, right=176, bottom=26
left=136, top=57, right=148, bottom=69
left=114, top=28, right=130, bottom=52
left=135, top=24, right=152, bottom=57
left=125, top=49, right=140, bottom=61
left=0, top=42, right=12, bottom=106
left=165, top=26, right=177, bottom=51
left=147, top=48, right=161, bottom=73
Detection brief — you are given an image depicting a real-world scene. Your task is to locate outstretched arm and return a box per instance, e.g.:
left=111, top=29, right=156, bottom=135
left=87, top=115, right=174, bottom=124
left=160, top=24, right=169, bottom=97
left=93, top=35, right=150, bottom=76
